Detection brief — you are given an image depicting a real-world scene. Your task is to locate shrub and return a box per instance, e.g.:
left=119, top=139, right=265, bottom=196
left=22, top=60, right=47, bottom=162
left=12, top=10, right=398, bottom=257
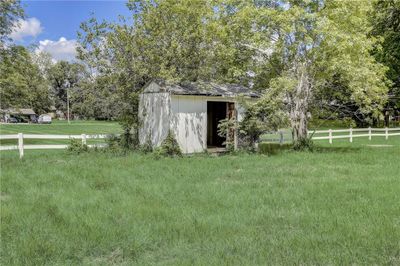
left=154, top=131, right=182, bottom=157
left=217, top=118, right=238, bottom=152
left=140, top=134, right=153, bottom=154
left=292, top=138, right=315, bottom=152
left=104, top=134, right=124, bottom=154
left=120, top=129, right=136, bottom=150
left=258, top=143, right=291, bottom=155
left=67, top=139, right=89, bottom=154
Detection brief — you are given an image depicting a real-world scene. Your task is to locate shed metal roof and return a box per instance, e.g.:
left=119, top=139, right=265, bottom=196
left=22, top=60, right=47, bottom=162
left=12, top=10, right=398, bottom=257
left=0, top=108, right=36, bottom=115
left=144, top=80, right=259, bottom=98
left=18, top=108, right=36, bottom=115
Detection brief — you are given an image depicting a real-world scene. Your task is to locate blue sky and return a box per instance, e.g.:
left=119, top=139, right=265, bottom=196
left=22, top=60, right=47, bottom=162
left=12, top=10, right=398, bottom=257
left=11, top=0, right=132, bottom=61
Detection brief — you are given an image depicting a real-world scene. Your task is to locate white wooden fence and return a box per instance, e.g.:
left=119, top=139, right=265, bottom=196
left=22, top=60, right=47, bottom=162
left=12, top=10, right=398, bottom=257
left=308, top=127, right=400, bottom=144
left=0, top=133, right=108, bottom=158
left=1, top=127, right=399, bottom=158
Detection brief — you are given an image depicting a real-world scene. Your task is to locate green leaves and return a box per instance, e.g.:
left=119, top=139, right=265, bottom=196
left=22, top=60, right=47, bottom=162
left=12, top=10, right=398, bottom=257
left=0, top=46, right=51, bottom=113
left=0, top=0, right=25, bottom=47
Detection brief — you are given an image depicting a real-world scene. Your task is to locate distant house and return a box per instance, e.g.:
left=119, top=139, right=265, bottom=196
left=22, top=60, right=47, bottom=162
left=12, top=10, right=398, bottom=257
left=47, top=106, right=57, bottom=118
left=139, top=80, right=259, bottom=153
left=18, top=108, right=36, bottom=121
left=0, top=108, right=36, bottom=123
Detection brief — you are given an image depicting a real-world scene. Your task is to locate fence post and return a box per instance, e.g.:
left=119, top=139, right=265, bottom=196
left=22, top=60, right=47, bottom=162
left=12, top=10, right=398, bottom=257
left=329, top=129, right=332, bottom=144
left=349, top=127, right=353, bottom=143
left=81, top=134, right=87, bottom=145
left=18, top=133, right=24, bottom=159
left=279, top=131, right=283, bottom=145
left=385, top=127, right=388, bottom=140
left=368, top=127, right=372, bottom=140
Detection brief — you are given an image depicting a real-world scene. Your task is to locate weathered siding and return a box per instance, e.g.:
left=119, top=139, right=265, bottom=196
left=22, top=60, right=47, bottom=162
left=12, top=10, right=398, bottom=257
left=170, top=95, right=207, bottom=153
left=139, top=91, right=249, bottom=154
left=139, top=92, right=170, bottom=147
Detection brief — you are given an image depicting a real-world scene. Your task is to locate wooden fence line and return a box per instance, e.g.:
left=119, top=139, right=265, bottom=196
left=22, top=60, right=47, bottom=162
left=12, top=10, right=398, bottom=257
left=308, top=127, right=400, bottom=144
left=0, top=133, right=108, bottom=158
left=1, top=128, right=399, bottom=158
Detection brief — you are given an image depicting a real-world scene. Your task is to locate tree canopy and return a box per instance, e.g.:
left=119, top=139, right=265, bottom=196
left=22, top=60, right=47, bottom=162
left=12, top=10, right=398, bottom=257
left=371, top=0, right=400, bottom=110
left=1, top=0, right=397, bottom=145
left=0, top=0, right=24, bottom=47
left=0, top=46, right=52, bottom=113
left=74, top=0, right=393, bottom=143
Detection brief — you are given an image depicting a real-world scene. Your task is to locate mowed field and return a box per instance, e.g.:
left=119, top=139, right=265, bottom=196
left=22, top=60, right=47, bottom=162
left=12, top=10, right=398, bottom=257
left=1, top=120, right=399, bottom=265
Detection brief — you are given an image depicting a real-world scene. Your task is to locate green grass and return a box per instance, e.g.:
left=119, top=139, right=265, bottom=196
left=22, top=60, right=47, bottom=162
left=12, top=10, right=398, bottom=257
left=0, top=120, right=122, bottom=146
left=1, top=138, right=399, bottom=265
left=0, top=120, right=122, bottom=135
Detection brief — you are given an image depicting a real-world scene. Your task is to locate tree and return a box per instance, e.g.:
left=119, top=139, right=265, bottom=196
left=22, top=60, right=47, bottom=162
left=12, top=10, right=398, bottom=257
left=71, top=75, right=120, bottom=120
left=0, top=0, right=24, bottom=47
left=76, top=0, right=388, bottom=145
left=77, top=0, right=257, bottom=146
left=243, top=0, right=388, bottom=141
left=47, top=61, right=85, bottom=118
left=371, top=0, right=400, bottom=111
left=0, top=45, right=52, bottom=113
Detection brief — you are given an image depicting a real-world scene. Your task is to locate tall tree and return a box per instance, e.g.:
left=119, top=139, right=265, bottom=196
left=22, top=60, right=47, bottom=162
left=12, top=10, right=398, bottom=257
left=371, top=0, right=400, bottom=111
left=0, top=0, right=24, bottom=47
left=0, top=45, right=51, bottom=113
left=77, top=0, right=257, bottom=144
left=47, top=61, right=85, bottom=115
left=243, top=0, right=388, bottom=141
left=77, top=0, right=388, bottom=144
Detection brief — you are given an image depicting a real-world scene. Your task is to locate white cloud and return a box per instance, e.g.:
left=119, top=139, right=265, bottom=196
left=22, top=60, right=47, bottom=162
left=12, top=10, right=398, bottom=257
left=10, top=18, right=43, bottom=41
left=36, top=37, right=78, bottom=62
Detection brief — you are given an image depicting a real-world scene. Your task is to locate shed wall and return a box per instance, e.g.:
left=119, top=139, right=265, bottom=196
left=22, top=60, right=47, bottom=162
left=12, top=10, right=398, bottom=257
left=139, top=92, right=171, bottom=147
left=170, top=95, right=247, bottom=153
left=170, top=95, right=207, bottom=153
left=139, top=93, right=248, bottom=154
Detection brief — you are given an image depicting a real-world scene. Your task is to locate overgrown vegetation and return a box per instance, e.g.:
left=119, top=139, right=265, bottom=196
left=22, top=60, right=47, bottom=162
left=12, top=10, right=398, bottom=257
left=292, top=137, right=315, bottom=152
left=153, top=131, right=182, bottom=157
left=66, top=139, right=88, bottom=154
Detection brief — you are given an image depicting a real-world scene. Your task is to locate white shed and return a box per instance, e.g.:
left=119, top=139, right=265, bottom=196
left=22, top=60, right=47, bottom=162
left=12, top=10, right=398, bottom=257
left=139, top=80, right=259, bottom=153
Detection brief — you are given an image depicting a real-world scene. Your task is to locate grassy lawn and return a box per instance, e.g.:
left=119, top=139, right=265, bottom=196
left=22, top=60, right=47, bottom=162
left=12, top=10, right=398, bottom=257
left=1, top=137, right=399, bottom=265
left=0, top=120, right=122, bottom=146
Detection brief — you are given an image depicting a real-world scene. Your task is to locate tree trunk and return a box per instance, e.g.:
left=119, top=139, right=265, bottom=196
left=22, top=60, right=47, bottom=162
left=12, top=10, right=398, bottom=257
left=290, top=64, right=312, bottom=142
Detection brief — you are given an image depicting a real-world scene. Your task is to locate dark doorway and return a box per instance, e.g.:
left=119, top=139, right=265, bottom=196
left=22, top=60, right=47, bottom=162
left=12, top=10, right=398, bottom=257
left=207, top=101, right=227, bottom=147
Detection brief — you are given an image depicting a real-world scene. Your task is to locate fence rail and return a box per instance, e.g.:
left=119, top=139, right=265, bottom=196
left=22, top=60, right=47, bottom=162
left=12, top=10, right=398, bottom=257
left=261, top=127, right=400, bottom=144
left=308, top=127, right=400, bottom=144
left=0, top=133, right=108, bottom=158
left=1, top=128, right=399, bottom=158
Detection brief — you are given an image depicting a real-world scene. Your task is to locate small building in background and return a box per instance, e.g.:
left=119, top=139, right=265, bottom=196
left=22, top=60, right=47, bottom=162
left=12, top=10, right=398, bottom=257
left=0, top=108, right=36, bottom=123
left=47, top=106, right=57, bottom=118
left=18, top=108, right=37, bottom=122
left=139, top=80, right=259, bottom=153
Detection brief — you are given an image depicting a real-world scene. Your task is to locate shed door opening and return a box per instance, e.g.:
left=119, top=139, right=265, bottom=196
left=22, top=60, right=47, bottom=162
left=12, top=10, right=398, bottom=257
left=207, top=101, right=228, bottom=147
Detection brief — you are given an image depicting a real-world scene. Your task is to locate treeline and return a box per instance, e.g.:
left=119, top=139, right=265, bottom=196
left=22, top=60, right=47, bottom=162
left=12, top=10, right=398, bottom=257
left=1, top=0, right=399, bottom=141
left=0, top=45, right=119, bottom=119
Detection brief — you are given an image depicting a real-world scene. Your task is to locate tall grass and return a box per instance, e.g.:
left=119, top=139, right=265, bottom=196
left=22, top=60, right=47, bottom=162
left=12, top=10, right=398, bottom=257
left=1, top=138, right=399, bottom=265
